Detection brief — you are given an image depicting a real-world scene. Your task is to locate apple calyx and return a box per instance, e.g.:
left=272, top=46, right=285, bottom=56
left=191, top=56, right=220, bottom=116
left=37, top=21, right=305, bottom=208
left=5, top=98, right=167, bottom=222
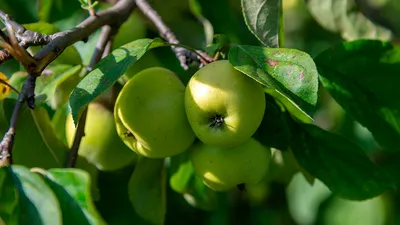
left=209, top=114, right=224, bottom=128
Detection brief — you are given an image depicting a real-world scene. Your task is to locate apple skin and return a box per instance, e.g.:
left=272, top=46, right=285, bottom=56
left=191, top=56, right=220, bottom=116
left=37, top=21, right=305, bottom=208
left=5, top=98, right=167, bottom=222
left=190, top=138, right=272, bottom=192
left=185, top=60, right=266, bottom=148
left=66, top=103, right=136, bottom=171
left=114, top=67, right=196, bottom=158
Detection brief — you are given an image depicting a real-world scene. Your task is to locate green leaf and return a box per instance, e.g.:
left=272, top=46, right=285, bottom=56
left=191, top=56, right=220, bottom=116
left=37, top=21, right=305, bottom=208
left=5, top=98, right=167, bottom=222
left=241, top=0, right=283, bottom=48
left=3, top=100, right=65, bottom=168
left=290, top=123, right=394, bottom=200
left=228, top=45, right=319, bottom=106
left=69, top=38, right=167, bottom=123
left=169, top=152, right=194, bottom=193
left=36, top=64, right=82, bottom=108
left=254, top=95, right=293, bottom=150
left=1, top=166, right=62, bottom=225
left=128, top=158, right=166, bottom=225
left=315, top=40, right=400, bottom=151
left=183, top=174, right=218, bottom=211
left=41, top=168, right=106, bottom=225
left=306, top=0, right=392, bottom=41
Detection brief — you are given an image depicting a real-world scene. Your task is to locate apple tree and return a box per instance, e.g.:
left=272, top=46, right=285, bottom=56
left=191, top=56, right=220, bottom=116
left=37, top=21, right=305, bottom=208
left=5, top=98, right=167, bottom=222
left=0, top=0, right=399, bottom=224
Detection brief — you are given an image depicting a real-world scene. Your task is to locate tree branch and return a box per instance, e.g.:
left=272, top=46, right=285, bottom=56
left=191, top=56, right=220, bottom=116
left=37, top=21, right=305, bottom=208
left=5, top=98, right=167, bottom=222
left=67, top=25, right=115, bottom=168
left=135, top=0, right=212, bottom=70
left=0, top=10, right=52, bottom=64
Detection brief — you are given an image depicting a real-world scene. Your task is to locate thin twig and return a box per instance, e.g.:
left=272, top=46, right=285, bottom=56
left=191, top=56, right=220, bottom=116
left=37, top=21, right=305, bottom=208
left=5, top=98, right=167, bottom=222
left=135, top=0, right=209, bottom=70
left=67, top=25, right=115, bottom=168
left=0, top=79, right=20, bottom=95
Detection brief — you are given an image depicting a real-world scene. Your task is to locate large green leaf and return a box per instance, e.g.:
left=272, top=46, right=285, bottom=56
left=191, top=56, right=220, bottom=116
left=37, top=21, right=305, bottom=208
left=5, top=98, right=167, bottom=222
left=3, top=99, right=98, bottom=183
left=306, top=0, right=392, bottom=41
left=241, top=0, right=283, bottom=48
left=69, top=38, right=167, bottom=123
left=228, top=45, right=319, bottom=107
left=41, top=168, right=106, bottom=225
left=315, top=40, right=400, bottom=151
left=128, top=158, right=166, bottom=225
left=3, top=100, right=64, bottom=168
left=290, top=123, right=394, bottom=200
left=0, top=166, right=62, bottom=225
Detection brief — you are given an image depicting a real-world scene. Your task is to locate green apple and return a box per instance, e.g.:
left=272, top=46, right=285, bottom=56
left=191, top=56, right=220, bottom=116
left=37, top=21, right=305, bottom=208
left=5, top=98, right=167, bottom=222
left=66, top=103, right=136, bottom=171
left=190, top=138, right=272, bottom=192
left=185, top=60, right=266, bottom=148
left=114, top=67, right=196, bottom=158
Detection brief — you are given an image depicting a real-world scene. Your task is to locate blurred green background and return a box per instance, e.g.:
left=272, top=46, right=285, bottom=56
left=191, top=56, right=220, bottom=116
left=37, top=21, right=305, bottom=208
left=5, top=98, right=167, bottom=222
left=1, top=0, right=400, bottom=224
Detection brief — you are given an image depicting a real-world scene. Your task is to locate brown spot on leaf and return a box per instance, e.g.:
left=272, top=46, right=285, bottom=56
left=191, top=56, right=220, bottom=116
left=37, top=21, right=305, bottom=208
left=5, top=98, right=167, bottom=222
left=267, top=59, right=279, bottom=67
left=299, top=72, right=304, bottom=81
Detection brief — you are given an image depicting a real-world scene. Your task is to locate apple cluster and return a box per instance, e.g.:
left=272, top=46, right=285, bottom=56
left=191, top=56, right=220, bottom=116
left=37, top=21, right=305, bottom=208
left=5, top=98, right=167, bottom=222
left=114, top=60, right=272, bottom=192
left=65, top=60, right=272, bottom=192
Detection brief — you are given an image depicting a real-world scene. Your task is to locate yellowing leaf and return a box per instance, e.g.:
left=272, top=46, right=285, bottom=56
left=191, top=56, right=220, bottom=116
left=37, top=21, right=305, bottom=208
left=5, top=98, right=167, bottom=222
left=0, top=72, right=11, bottom=100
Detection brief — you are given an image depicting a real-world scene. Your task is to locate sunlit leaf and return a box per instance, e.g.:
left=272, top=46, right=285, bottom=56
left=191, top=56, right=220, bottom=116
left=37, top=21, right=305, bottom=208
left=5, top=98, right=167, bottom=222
left=229, top=45, right=319, bottom=108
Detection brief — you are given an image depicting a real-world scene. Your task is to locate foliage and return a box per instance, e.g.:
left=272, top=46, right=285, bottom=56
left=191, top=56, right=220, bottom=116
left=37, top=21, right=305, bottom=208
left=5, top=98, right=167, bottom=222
left=1, top=0, right=400, bottom=224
